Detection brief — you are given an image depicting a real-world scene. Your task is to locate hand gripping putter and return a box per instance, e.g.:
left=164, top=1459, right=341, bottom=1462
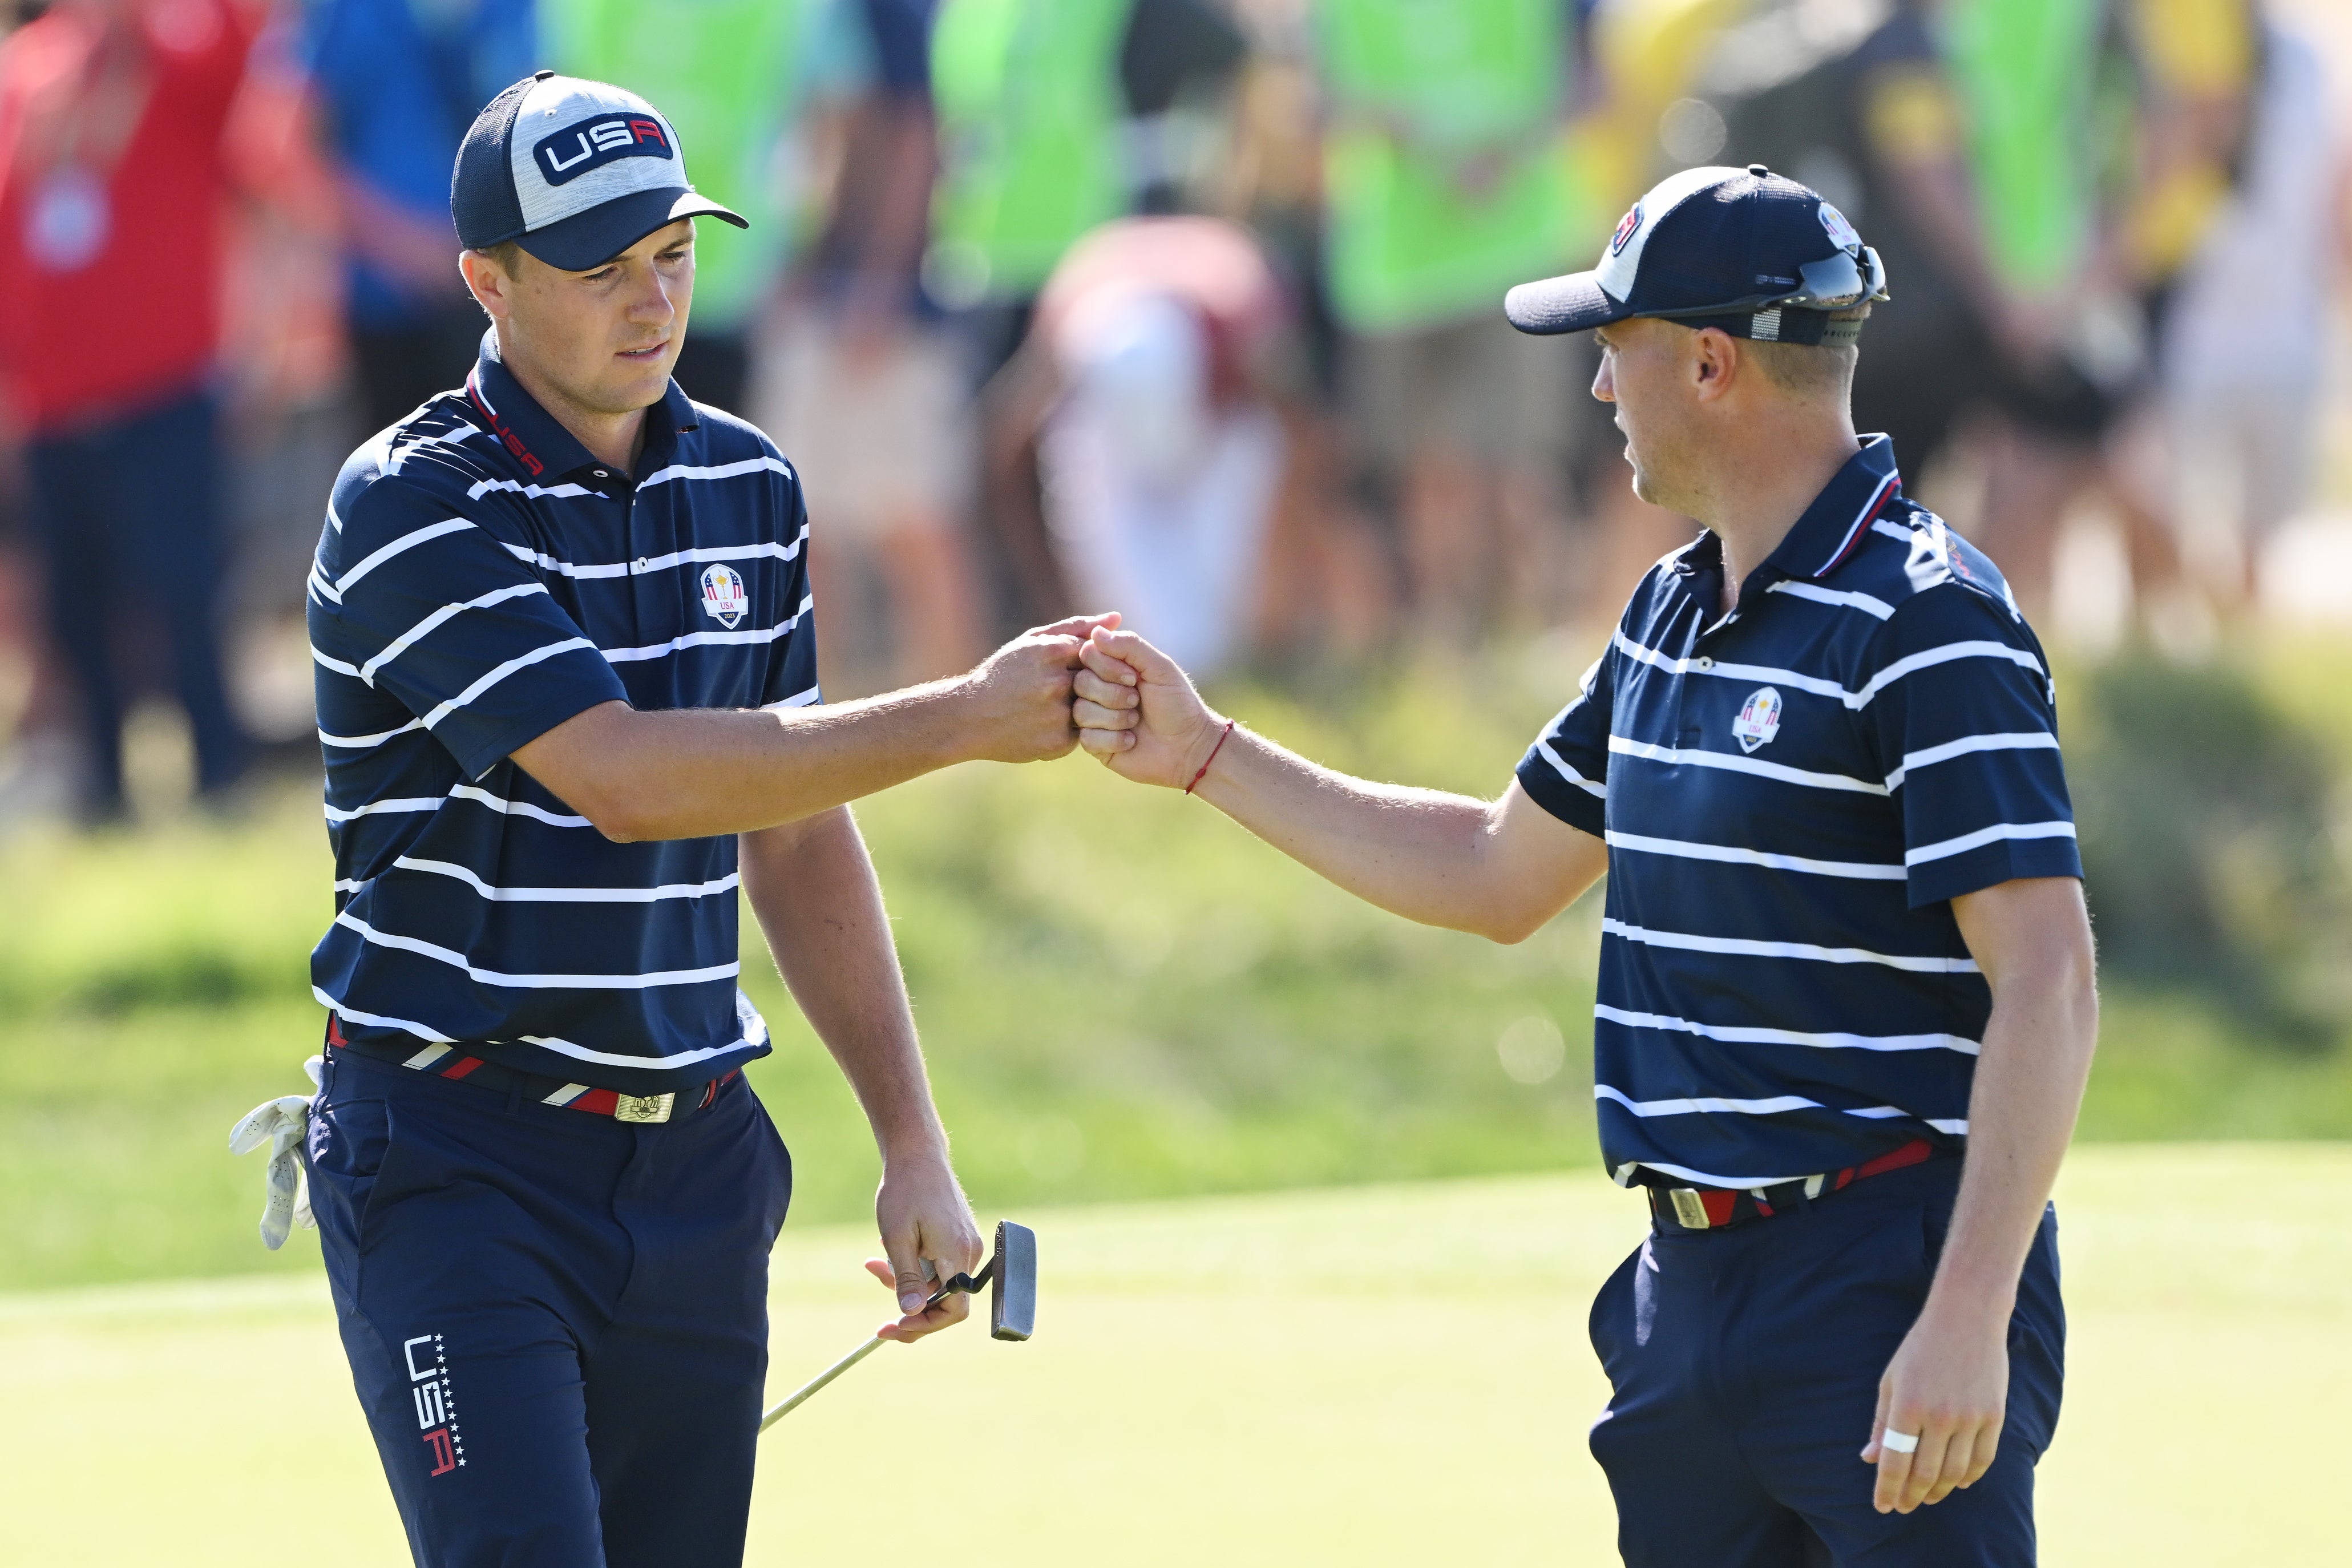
left=760, top=1219, right=1036, bottom=1432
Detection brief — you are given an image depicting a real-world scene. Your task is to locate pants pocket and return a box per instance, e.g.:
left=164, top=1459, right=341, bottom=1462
left=307, top=1093, right=393, bottom=1235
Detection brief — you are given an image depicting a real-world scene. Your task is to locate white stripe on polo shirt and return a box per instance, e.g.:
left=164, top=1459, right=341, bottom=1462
left=500, top=524, right=809, bottom=580
left=1599, top=919, right=1981, bottom=973
left=1850, top=640, right=2046, bottom=708
left=332, top=911, right=742, bottom=989
left=600, top=597, right=812, bottom=664
left=446, top=782, right=593, bottom=827
left=1595, top=1085, right=1822, bottom=1117
left=1903, top=819, right=2078, bottom=867
left=639, top=455, right=794, bottom=487
left=325, top=795, right=446, bottom=823
left=392, top=856, right=740, bottom=903
left=1884, top=731, right=2060, bottom=791
left=363, top=581, right=553, bottom=684
left=469, top=476, right=598, bottom=502
left=1625, top=1156, right=1813, bottom=1189
left=1594, top=1004, right=1980, bottom=1054
left=1616, top=628, right=2044, bottom=710
left=420, top=637, right=599, bottom=729
left=1614, top=631, right=1853, bottom=703
left=1764, top=579, right=1895, bottom=619
left=518, top=1027, right=767, bottom=1070
left=1537, top=738, right=1607, bottom=799
left=1608, top=735, right=1888, bottom=794
left=335, top=518, right=476, bottom=595
left=318, top=717, right=425, bottom=749
left=764, top=685, right=822, bottom=710
left=311, top=987, right=456, bottom=1044
left=1604, top=830, right=1905, bottom=880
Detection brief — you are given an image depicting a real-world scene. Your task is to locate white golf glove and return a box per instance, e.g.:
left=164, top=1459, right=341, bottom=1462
left=228, top=1054, right=325, bottom=1250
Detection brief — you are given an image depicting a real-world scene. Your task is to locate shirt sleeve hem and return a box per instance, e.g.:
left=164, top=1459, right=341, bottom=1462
left=1515, top=755, right=1608, bottom=838
left=1906, top=840, right=2084, bottom=908
left=454, top=681, right=627, bottom=782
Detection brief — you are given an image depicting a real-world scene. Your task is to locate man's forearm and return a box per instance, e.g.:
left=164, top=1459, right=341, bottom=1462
left=1190, top=728, right=1563, bottom=941
left=741, top=809, right=946, bottom=1160
left=526, top=686, right=971, bottom=844
left=1927, top=965, right=2099, bottom=1320
left=516, top=625, right=1093, bottom=843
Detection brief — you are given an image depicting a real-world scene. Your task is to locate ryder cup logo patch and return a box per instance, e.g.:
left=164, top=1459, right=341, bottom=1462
left=535, top=112, right=673, bottom=187
left=1818, top=201, right=1862, bottom=255
left=700, top=563, right=749, bottom=629
left=1732, top=686, right=1783, bottom=753
left=1611, top=203, right=1644, bottom=256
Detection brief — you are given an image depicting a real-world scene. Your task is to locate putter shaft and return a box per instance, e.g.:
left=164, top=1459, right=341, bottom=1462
left=759, top=1333, right=885, bottom=1430
left=757, top=1260, right=996, bottom=1431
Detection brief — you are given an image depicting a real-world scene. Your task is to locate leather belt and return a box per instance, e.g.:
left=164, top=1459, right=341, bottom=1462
left=1646, top=1138, right=1938, bottom=1233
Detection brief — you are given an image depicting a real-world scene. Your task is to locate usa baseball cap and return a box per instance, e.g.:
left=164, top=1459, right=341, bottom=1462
left=1506, top=163, right=1889, bottom=347
left=452, top=71, right=747, bottom=272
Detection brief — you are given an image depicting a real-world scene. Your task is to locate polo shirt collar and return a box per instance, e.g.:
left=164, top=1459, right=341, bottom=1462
left=1760, top=434, right=1904, bottom=583
left=464, top=332, right=701, bottom=487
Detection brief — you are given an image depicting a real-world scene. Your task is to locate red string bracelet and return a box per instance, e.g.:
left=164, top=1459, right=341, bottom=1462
left=1184, top=720, right=1236, bottom=795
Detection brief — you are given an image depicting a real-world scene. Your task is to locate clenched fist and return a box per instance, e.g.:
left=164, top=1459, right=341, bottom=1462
left=952, top=614, right=1122, bottom=764
left=1071, top=627, right=1227, bottom=789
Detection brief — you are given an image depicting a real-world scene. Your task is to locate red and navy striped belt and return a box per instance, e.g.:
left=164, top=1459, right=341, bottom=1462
left=1646, top=1139, right=1939, bottom=1232
left=326, top=1023, right=735, bottom=1126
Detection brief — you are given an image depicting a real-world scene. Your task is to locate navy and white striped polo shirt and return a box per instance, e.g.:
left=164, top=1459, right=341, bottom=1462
left=306, top=335, right=817, bottom=1096
left=1517, top=436, right=2080, bottom=1189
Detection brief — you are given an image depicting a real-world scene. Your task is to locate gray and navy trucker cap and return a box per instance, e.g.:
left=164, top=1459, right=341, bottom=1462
left=453, top=71, right=746, bottom=272
left=1505, top=163, right=1889, bottom=347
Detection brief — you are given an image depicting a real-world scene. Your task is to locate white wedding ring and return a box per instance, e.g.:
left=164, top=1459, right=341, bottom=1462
left=1881, top=1429, right=1921, bottom=1454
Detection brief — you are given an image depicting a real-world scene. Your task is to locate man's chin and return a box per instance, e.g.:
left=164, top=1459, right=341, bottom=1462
left=595, top=365, right=677, bottom=414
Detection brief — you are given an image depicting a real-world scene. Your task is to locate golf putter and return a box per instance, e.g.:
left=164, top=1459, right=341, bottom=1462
left=759, top=1219, right=1035, bottom=1432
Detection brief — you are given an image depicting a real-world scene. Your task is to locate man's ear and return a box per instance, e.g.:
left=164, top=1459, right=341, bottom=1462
left=1690, top=326, right=1739, bottom=402
left=459, top=250, right=510, bottom=323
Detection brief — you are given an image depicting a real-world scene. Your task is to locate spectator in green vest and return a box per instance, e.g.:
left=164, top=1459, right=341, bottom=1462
left=929, top=0, right=1251, bottom=632
left=544, top=0, right=819, bottom=411
left=1315, top=0, right=1590, bottom=643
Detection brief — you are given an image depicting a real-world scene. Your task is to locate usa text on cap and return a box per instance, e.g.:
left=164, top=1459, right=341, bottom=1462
left=453, top=72, right=748, bottom=273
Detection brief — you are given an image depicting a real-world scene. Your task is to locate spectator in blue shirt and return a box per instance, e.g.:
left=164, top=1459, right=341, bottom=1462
left=304, top=0, right=536, bottom=433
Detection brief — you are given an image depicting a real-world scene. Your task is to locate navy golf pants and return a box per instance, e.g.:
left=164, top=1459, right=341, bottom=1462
left=1589, top=1159, right=2064, bottom=1566
left=306, top=1047, right=793, bottom=1567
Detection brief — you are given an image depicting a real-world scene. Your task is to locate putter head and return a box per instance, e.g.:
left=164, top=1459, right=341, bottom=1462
left=988, top=1220, right=1036, bottom=1341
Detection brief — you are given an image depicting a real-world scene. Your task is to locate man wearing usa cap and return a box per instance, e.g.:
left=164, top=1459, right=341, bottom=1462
left=1070, top=164, right=2095, bottom=1563
left=299, top=72, right=1107, bottom=1566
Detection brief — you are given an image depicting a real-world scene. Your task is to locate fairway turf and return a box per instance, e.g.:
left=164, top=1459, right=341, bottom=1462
left=3, top=1146, right=2344, bottom=1565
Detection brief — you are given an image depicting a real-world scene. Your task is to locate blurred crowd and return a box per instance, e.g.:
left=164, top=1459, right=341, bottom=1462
left=0, top=0, right=2346, bottom=825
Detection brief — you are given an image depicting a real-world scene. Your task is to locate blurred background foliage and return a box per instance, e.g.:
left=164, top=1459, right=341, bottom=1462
left=5, top=638, right=2350, bottom=1292
left=2070, top=649, right=2352, bottom=1043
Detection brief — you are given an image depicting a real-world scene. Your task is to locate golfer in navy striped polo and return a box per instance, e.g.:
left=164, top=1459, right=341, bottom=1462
left=1072, top=166, right=2096, bottom=1565
left=298, top=74, right=1106, bottom=1567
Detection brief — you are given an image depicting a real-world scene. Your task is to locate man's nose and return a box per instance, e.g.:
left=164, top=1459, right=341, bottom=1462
left=629, top=269, right=678, bottom=322
left=1591, top=356, right=1616, bottom=403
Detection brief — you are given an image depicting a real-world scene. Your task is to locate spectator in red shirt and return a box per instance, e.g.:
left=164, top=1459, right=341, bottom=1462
left=0, top=0, right=260, bottom=818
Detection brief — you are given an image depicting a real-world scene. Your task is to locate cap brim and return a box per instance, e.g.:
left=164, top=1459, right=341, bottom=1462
left=1504, top=271, right=1626, bottom=336
left=516, top=187, right=749, bottom=273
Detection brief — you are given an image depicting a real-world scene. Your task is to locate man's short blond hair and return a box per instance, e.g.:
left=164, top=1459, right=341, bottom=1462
left=1744, top=305, right=1873, bottom=402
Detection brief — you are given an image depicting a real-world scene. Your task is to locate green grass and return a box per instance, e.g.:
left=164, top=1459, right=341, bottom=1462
left=3, top=652, right=2350, bottom=1291
left=4, top=1149, right=2346, bottom=1566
